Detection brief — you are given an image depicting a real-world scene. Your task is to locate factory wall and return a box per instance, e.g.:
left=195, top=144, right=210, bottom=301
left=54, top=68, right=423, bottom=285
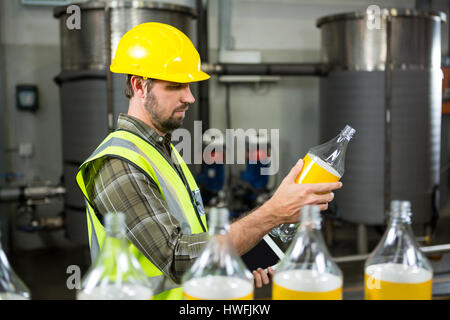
left=1, top=0, right=448, bottom=251
left=0, top=1, right=67, bottom=250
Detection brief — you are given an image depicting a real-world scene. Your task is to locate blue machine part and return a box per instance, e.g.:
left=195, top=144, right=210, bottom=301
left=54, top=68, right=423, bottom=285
left=241, top=162, right=270, bottom=190
left=197, top=163, right=226, bottom=193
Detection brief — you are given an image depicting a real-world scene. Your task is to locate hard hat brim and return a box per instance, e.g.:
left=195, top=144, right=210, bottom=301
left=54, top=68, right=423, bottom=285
left=110, top=65, right=210, bottom=83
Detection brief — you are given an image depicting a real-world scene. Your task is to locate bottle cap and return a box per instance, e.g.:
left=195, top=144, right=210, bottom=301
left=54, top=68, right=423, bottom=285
left=390, top=200, right=412, bottom=222
left=341, top=125, right=356, bottom=140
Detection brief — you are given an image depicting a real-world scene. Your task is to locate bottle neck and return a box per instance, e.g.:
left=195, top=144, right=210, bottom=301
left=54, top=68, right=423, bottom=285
left=96, top=213, right=130, bottom=258
left=286, top=224, right=333, bottom=269
left=298, top=206, right=322, bottom=238
left=208, top=222, right=229, bottom=236
left=298, top=224, right=324, bottom=241
left=208, top=208, right=230, bottom=236
left=387, top=216, right=415, bottom=240
left=323, top=135, right=350, bottom=164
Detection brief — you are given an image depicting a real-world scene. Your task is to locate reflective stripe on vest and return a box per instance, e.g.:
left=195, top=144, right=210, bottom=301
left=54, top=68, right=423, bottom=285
left=76, top=129, right=207, bottom=299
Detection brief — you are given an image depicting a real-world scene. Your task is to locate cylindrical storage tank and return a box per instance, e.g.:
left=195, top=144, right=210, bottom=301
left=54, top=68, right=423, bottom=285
left=54, top=1, right=196, bottom=244
left=317, top=9, right=444, bottom=226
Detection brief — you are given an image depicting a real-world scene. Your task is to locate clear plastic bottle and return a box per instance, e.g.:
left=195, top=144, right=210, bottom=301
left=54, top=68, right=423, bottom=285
left=364, top=200, right=433, bottom=300
left=0, top=230, right=31, bottom=300
left=77, top=212, right=153, bottom=300
left=272, top=205, right=343, bottom=300
left=271, top=125, right=356, bottom=242
left=182, top=207, right=254, bottom=300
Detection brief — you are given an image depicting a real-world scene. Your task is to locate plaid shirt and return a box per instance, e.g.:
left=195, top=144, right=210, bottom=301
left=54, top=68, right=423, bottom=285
left=86, top=113, right=209, bottom=284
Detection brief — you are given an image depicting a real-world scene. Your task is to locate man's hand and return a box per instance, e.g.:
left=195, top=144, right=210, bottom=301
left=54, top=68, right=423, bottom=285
left=228, top=159, right=342, bottom=255
left=264, top=159, right=343, bottom=225
left=253, top=267, right=274, bottom=288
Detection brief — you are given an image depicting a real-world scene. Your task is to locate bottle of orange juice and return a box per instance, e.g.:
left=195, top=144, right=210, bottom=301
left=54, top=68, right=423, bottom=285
left=272, top=205, right=343, bottom=300
left=181, top=207, right=254, bottom=300
left=364, top=200, right=433, bottom=300
left=270, top=125, right=356, bottom=242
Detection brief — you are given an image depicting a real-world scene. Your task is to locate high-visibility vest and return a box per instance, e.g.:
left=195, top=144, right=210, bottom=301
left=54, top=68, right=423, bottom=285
left=76, top=129, right=207, bottom=300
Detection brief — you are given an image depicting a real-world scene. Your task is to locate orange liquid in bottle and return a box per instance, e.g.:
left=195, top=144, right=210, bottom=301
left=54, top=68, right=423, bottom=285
left=273, top=270, right=342, bottom=300
left=365, top=263, right=432, bottom=300
left=296, top=153, right=341, bottom=184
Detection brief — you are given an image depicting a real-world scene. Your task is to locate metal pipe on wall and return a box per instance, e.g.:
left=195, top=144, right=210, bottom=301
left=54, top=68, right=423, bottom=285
left=384, top=15, right=392, bottom=218
left=104, top=3, right=114, bottom=132
left=334, top=243, right=450, bottom=263
left=202, top=62, right=324, bottom=76
left=0, top=185, right=65, bottom=203
left=197, top=0, right=210, bottom=133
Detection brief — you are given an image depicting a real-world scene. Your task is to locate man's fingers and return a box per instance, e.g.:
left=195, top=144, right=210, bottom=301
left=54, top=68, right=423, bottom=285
left=314, top=192, right=335, bottom=204
left=253, top=268, right=273, bottom=288
left=257, top=268, right=270, bottom=285
left=286, top=159, right=304, bottom=182
left=253, top=270, right=262, bottom=288
left=302, top=182, right=342, bottom=194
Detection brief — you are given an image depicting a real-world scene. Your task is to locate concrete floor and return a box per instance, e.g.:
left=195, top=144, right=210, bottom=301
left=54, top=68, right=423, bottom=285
left=6, top=216, right=450, bottom=300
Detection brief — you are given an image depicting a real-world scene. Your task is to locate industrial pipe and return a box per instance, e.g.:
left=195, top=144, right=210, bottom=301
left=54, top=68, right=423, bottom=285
left=333, top=243, right=450, bottom=263
left=0, top=185, right=66, bottom=203
left=202, top=62, right=324, bottom=77
left=197, top=0, right=210, bottom=132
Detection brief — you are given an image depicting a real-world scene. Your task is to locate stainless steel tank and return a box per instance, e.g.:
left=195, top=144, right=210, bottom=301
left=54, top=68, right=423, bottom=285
left=54, top=1, right=196, bottom=244
left=317, top=9, right=444, bottom=226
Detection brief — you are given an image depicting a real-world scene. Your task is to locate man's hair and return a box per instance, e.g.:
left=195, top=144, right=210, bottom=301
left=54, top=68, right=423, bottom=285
left=124, top=74, right=153, bottom=99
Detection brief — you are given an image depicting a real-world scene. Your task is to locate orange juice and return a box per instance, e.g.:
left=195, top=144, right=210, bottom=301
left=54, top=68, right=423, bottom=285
left=183, top=276, right=254, bottom=300
left=365, top=263, right=432, bottom=300
left=296, top=153, right=341, bottom=184
left=272, top=269, right=342, bottom=300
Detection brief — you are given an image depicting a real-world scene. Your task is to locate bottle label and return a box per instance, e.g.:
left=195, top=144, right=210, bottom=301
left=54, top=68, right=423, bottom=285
left=295, top=153, right=341, bottom=184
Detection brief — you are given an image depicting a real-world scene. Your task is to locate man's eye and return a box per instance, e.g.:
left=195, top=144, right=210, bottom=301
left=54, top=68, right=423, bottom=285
left=169, top=83, right=186, bottom=89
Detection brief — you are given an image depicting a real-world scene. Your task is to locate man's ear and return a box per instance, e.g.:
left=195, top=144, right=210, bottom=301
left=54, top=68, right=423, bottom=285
left=130, top=76, right=146, bottom=99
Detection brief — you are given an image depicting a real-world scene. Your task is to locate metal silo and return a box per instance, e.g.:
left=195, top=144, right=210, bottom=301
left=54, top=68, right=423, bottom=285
left=53, top=1, right=196, bottom=244
left=317, top=9, right=444, bottom=231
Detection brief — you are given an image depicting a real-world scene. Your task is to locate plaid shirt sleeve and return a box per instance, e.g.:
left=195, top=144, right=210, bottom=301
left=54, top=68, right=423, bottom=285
left=90, top=157, right=209, bottom=284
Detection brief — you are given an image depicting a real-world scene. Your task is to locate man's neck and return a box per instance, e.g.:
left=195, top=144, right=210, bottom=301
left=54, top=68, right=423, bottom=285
left=127, top=101, right=166, bottom=137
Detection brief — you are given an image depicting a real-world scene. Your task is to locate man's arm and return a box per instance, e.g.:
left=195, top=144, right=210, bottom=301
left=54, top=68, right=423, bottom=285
left=90, top=157, right=209, bottom=284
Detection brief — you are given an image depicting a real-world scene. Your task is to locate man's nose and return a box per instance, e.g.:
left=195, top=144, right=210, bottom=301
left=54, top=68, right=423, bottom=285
left=182, top=85, right=195, bottom=104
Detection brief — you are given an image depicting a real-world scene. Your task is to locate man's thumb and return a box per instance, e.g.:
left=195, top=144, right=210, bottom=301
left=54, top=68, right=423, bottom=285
left=287, top=159, right=304, bottom=182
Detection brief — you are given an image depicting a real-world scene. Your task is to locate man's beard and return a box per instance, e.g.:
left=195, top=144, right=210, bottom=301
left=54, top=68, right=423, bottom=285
left=144, top=91, right=188, bottom=134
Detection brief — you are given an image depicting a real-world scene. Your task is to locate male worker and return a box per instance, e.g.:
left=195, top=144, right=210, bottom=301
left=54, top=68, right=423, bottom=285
left=76, top=23, right=342, bottom=299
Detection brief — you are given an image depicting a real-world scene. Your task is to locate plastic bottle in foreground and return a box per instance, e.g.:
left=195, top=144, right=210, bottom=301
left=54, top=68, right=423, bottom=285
left=270, top=125, right=356, bottom=242
left=272, top=205, right=343, bottom=300
left=77, top=212, right=153, bottom=300
left=364, top=200, right=433, bottom=300
left=182, top=207, right=254, bottom=300
left=0, top=228, right=31, bottom=300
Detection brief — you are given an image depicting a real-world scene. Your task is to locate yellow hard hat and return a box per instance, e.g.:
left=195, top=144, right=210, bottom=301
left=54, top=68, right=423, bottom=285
left=110, top=22, right=210, bottom=83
